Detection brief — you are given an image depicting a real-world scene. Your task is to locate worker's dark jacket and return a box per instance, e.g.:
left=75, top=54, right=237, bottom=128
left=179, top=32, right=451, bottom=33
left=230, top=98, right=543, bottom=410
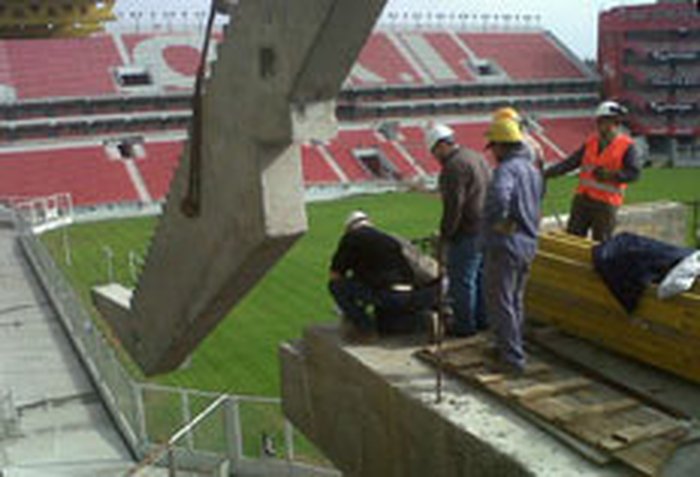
left=593, top=232, right=693, bottom=312
left=438, top=147, right=492, bottom=241
left=330, top=225, right=413, bottom=290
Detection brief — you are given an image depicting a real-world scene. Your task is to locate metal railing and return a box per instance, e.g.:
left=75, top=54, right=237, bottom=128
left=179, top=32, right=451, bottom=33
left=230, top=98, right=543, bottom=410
left=14, top=209, right=337, bottom=476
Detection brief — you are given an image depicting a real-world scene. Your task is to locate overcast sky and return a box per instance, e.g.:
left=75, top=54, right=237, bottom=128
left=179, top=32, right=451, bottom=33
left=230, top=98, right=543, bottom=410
left=113, top=0, right=653, bottom=59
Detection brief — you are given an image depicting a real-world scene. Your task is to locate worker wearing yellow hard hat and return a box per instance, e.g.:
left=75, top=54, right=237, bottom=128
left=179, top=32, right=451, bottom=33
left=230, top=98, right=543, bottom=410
left=485, top=116, right=524, bottom=144
left=482, top=113, right=543, bottom=375
left=492, top=107, right=545, bottom=170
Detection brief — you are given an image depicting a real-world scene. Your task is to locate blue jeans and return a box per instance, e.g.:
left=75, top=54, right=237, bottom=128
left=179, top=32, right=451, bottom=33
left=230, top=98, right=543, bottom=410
left=446, top=234, right=487, bottom=335
left=483, top=249, right=530, bottom=370
left=329, top=278, right=438, bottom=334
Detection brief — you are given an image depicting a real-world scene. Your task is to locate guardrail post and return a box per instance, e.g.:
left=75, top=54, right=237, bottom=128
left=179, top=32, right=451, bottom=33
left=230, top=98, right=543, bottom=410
left=224, top=396, right=243, bottom=465
left=284, top=419, right=295, bottom=461
left=180, top=390, right=194, bottom=451
left=133, top=382, right=148, bottom=449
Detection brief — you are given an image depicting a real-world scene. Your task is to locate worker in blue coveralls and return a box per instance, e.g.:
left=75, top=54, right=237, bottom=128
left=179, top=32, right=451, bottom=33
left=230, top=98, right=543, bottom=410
left=482, top=115, right=544, bottom=373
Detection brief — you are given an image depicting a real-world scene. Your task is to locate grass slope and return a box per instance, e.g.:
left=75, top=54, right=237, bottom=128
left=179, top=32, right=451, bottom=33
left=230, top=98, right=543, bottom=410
left=42, top=168, right=700, bottom=396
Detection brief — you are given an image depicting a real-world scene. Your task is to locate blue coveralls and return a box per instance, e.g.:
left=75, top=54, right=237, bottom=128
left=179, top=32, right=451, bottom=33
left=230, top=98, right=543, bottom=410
left=482, top=145, right=543, bottom=370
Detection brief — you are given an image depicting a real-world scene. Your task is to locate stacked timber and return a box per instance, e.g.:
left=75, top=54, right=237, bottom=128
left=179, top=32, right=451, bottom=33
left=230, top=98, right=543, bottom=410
left=527, top=231, right=700, bottom=384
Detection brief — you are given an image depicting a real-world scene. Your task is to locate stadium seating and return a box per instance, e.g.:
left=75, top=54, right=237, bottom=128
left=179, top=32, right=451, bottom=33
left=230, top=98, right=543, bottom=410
left=351, top=32, right=425, bottom=87
left=457, top=32, right=586, bottom=80
left=3, top=36, right=121, bottom=99
left=301, top=144, right=342, bottom=184
left=0, top=28, right=591, bottom=100
left=397, top=126, right=441, bottom=174
left=451, top=121, right=490, bottom=151
left=374, top=140, right=419, bottom=178
left=422, top=32, right=475, bottom=82
left=326, top=132, right=374, bottom=181
left=538, top=116, right=593, bottom=154
left=0, top=26, right=598, bottom=205
left=138, top=141, right=184, bottom=200
left=0, top=146, right=138, bottom=206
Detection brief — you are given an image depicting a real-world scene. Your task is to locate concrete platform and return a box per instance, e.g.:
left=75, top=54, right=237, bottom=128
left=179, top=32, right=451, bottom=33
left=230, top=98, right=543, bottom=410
left=0, top=228, right=133, bottom=476
left=281, top=324, right=642, bottom=477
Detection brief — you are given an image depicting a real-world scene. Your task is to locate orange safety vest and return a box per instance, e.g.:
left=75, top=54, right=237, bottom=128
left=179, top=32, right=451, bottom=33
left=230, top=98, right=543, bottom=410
left=576, top=134, right=634, bottom=207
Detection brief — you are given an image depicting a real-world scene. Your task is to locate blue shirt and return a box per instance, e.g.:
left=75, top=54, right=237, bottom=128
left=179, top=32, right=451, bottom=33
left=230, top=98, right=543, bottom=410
left=483, top=145, right=543, bottom=262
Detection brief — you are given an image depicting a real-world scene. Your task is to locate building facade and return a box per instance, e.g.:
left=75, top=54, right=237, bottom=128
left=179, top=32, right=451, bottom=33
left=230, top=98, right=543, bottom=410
left=599, top=0, right=700, bottom=164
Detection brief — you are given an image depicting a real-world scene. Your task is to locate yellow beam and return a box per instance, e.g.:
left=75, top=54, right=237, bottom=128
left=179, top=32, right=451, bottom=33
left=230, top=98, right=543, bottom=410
left=528, top=234, right=700, bottom=383
left=0, top=0, right=115, bottom=38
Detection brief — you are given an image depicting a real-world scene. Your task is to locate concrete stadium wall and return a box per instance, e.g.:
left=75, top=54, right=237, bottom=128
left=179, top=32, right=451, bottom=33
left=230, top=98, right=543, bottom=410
left=542, top=200, right=690, bottom=246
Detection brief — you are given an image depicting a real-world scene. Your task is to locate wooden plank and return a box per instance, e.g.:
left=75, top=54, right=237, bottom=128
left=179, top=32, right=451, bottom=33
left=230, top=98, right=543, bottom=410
left=510, top=378, right=591, bottom=401
left=613, top=431, right=688, bottom=476
left=473, top=362, right=550, bottom=386
left=529, top=397, right=577, bottom=421
left=443, top=352, right=484, bottom=370
left=598, top=420, right=683, bottom=451
left=415, top=346, right=689, bottom=476
left=557, top=398, right=639, bottom=423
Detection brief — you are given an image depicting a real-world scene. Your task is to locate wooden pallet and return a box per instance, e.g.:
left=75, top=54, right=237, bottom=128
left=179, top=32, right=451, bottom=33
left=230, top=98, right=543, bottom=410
left=526, top=232, right=700, bottom=384
left=416, top=336, right=690, bottom=476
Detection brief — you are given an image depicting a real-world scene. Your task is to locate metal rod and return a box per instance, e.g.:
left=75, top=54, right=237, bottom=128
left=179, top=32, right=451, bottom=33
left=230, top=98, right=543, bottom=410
left=169, top=394, right=228, bottom=445
left=435, top=239, right=446, bottom=404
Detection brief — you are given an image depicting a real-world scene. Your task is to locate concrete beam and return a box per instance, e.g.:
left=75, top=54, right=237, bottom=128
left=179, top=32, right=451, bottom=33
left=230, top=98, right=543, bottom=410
left=281, top=325, right=633, bottom=477
left=91, top=0, right=387, bottom=376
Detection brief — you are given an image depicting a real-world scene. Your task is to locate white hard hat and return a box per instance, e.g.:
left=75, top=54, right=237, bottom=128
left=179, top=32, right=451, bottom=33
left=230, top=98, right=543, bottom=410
left=595, top=100, right=627, bottom=118
left=425, top=123, right=455, bottom=151
left=345, top=210, right=369, bottom=230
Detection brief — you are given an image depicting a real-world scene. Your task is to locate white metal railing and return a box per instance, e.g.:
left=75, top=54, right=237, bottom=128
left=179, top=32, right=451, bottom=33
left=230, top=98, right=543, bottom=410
left=13, top=208, right=337, bottom=476
left=126, top=394, right=229, bottom=477
left=4, top=192, right=74, bottom=234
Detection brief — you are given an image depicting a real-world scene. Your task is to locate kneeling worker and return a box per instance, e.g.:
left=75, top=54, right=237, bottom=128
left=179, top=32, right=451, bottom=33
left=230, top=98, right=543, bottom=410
left=329, top=211, right=438, bottom=339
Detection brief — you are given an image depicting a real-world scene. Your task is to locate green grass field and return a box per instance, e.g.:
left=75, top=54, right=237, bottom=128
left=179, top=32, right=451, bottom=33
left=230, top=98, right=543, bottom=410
left=41, top=167, right=700, bottom=397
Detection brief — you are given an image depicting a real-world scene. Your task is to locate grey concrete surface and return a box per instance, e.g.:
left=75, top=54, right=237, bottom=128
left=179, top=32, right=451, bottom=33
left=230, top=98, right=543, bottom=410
left=93, top=0, right=389, bottom=376
left=281, top=324, right=637, bottom=477
left=0, top=228, right=133, bottom=476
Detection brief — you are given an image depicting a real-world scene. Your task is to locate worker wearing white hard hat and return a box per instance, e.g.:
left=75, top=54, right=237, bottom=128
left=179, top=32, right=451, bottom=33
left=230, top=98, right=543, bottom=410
left=329, top=210, right=440, bottom=340
left=425, top=122, right=491, bottom=337
left=543, top=100, right=641, bottom=241
left=344, top=210, right=370, bottom=231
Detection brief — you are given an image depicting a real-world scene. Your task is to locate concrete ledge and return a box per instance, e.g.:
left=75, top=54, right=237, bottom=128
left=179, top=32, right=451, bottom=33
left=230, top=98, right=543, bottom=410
left=281, top=325, right=631, bottom=477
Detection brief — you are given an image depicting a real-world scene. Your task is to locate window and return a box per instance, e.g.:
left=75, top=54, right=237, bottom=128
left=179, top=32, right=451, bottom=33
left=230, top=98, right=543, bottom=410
left=115, top=66, right=153, bottom=88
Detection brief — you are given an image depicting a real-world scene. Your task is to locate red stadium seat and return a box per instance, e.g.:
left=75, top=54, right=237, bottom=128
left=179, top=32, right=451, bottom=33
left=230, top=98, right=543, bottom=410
left=0, top=146, right=138, bottom=206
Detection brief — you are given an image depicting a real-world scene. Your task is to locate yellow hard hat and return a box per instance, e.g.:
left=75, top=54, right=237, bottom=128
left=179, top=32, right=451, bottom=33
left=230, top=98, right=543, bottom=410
left=485, top=117, right=523, bottom=145
left=493, top=107, right=521, bottom=122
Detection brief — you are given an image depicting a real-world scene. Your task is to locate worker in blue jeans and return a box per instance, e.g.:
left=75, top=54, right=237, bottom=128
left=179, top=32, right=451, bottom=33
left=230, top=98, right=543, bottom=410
left=446, top=234, right=486, bottom=335
left=426, top=123, right=492, bottom=336
left=482, top=116, right=543, bottom=373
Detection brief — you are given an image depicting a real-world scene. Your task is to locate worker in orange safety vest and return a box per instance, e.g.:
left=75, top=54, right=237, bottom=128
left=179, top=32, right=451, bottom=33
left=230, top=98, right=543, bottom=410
left=543, top=100, right=642, bottom=241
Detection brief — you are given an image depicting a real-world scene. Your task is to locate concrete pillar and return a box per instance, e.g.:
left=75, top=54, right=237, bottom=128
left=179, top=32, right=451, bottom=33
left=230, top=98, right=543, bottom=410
left=669, top=136, right=678, bottom=166
left=92, top=0, right=388, bottom=375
